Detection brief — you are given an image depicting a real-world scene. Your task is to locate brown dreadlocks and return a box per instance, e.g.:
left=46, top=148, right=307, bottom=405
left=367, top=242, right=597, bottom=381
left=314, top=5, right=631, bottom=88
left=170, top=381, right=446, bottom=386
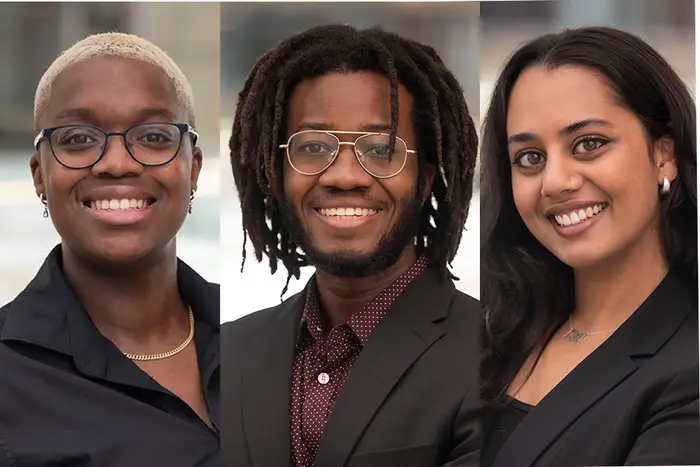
left=229, top=24, right=477, bottom=293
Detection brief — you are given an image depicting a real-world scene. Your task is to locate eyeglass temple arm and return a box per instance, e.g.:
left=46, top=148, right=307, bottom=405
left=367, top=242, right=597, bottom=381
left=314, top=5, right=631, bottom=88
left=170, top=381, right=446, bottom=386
left=33, top=130, right=46, bottom=150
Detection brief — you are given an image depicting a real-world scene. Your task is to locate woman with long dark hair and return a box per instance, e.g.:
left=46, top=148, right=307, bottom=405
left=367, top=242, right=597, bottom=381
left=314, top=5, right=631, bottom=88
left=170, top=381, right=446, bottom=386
left=481, top=26, right=699, bottom=466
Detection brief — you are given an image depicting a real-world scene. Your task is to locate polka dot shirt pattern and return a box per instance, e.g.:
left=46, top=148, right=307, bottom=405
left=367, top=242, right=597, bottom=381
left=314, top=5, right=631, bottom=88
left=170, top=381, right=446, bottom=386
left=289, top=256, right=429, bottom=467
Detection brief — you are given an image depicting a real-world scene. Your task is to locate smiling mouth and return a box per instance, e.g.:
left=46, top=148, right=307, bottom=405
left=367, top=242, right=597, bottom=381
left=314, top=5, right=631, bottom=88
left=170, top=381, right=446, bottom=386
left=551, top=202, right=608, bottom=227
left=84, top=198, right=157, bottom=211
left=316, top=207, right=381, bottom=217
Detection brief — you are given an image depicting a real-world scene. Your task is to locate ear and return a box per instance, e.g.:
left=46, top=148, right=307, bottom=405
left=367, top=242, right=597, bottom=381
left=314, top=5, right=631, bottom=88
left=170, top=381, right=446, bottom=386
left=29, top=152, right=45, bottom=198
left=653, top=136, right=678, bottom=185
left=190, top=147, right=203, bottom=193
left=420, top=162, right=437, bottom=204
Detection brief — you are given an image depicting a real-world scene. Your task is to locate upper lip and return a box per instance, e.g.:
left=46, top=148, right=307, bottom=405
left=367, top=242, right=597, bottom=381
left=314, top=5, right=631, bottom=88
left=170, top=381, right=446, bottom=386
left=544, top=200, right=607, bottom=217
left=80, top=186, right=158, bottom=204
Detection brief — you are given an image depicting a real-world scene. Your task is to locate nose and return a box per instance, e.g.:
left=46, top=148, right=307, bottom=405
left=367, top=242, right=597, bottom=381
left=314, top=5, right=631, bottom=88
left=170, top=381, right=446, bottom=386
left=540, top=151, right=583, bottom=198
left=91, top=135, right=144, bottom=177
left=318, top=143, right=373, bottom=190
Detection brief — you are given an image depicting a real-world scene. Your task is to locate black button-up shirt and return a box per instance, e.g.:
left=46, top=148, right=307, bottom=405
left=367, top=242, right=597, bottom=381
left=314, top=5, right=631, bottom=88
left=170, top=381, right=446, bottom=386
left=0, top=245, right=220, bottom=466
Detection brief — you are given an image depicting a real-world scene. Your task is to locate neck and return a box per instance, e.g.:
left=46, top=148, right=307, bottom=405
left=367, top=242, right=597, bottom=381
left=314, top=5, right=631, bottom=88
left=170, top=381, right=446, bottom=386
left=573, top=228, right=669, bottom=331
left=61, top=242, right=188, bottom=341
left=315, top=246, right=418, bottom=328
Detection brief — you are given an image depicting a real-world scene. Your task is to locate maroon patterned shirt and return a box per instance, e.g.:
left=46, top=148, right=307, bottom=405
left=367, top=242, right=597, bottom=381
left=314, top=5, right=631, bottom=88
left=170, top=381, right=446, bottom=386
left=289, top=256, right=429, bottom=467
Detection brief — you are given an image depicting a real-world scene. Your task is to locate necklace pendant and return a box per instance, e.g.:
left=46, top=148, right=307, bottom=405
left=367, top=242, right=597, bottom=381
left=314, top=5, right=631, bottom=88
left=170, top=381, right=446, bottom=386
left=562, top=328, right=587, bottom=343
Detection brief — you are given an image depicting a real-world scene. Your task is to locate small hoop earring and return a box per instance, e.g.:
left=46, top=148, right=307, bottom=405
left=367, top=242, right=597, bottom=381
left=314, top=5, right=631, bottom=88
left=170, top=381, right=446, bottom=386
left=40, top=193, right=49, bottom=218
left=661, top=177, right=671, bottom=195
left=188, top=190, right=196, bottom=214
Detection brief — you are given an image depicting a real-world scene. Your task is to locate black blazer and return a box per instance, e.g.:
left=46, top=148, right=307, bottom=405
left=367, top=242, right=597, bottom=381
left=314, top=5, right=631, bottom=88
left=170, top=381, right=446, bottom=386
left=490, top=272, right=700, bottom=467
left=222, top=268, right=481, bottom=467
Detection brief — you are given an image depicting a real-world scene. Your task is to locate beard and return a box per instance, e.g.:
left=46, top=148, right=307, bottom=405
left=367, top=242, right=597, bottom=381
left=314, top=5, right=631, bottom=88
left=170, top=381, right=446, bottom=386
left=280, top=194, right=424, bottom=278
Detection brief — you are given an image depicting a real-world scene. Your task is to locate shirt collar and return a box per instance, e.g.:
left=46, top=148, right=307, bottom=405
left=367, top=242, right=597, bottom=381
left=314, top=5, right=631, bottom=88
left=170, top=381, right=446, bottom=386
left=298, top=255, right=429, bottom=345
left=1, top=244, right=219, bottom=377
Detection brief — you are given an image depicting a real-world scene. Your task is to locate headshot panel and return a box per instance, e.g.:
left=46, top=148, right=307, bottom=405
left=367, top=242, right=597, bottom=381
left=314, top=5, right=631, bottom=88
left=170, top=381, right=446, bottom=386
left=0, top=3, right=221, bottom=466
left=220, top=3, right=482, bottom=467
left=220, top=2, right=480, bottom=321
left=479, top=1, right=699, bottom=466
left=0, top=3, right=221, bottom=301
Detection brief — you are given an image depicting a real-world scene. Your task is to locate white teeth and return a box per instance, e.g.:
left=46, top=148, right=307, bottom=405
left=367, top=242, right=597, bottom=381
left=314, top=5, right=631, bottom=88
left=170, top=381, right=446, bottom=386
left=554, top=203, right=607, bottom=227
left=89, top=198, right=152, bottom=211
left=318, top=207, right=379, bottom=217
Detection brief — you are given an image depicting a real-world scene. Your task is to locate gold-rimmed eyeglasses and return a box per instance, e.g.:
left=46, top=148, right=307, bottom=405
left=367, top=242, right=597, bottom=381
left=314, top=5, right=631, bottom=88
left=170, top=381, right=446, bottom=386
left=279, top=130, right=416, bottom=179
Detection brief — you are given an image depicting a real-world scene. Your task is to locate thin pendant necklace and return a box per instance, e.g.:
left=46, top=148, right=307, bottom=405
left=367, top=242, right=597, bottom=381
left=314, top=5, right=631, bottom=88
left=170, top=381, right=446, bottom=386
left=561, top=316, right=619, bottom=343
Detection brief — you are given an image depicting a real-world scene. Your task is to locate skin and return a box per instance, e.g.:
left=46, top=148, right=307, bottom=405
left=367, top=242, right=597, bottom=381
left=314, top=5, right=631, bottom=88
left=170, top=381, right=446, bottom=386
left=283, top=71, right=435, bottom=326
left=31, top=56, right=211, bottom=427
left=505, top=65, right=678, bottom=405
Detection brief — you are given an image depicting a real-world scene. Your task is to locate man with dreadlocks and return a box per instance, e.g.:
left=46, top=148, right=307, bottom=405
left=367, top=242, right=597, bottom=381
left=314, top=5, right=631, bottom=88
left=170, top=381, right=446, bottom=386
left=222, top=24, right=480, bottom=467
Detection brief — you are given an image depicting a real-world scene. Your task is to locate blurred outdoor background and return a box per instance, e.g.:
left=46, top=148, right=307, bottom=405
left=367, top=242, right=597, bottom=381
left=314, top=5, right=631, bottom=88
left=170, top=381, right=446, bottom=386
left=480, top=0, right=695, bottom=120
left=0, top=3, right=220, bottom=305
left=220, top=2, right=481, bottom=322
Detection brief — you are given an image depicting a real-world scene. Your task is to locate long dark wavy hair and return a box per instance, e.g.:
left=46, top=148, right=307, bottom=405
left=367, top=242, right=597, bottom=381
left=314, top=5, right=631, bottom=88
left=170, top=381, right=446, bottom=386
left=480, top=26, right=697, bottom=408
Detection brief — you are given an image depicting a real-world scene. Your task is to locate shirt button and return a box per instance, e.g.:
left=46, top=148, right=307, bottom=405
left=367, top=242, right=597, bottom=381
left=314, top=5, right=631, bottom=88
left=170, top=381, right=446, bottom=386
left=318, top=372, right=330, bottom=385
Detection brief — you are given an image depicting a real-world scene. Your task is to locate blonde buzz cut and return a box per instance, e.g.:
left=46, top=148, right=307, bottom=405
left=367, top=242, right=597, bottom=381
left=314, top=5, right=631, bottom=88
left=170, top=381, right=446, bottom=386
left=33, top=32, right=196, bottom=130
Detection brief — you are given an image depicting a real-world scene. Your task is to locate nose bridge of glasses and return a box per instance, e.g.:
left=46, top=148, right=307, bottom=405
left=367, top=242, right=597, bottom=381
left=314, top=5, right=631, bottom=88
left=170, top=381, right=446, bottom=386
left=104, top=131, right=135, bottom=153
left=96, top=130, right=141, bottom=167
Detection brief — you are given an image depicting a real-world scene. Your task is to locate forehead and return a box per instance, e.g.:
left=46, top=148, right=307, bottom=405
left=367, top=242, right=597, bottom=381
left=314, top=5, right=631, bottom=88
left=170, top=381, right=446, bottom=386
left=42, top=56, right=184, bottom=127
left=506, top=65, right=621, bottom=135
left=286, top=71, right=413, bottom=129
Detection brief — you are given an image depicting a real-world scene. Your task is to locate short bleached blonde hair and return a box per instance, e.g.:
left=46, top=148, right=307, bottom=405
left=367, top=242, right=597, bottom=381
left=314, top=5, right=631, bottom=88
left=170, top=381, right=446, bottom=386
left=34, top=32, right=195, bottom=129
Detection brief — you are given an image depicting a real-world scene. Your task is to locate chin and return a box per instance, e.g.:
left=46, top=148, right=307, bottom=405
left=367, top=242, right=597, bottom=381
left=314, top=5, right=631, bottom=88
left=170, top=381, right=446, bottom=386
left=78, top=236, right=166, bottom=266
left=546, top=245, right=610, bottom=272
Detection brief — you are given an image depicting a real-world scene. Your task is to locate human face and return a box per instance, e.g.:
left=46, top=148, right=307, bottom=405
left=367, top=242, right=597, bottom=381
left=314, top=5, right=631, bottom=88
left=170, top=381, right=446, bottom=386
left=31, top=56, right=202, bottom=264
left=282, top=71, right=434, bottom=277
left=506, top=65, right=677, bottom=270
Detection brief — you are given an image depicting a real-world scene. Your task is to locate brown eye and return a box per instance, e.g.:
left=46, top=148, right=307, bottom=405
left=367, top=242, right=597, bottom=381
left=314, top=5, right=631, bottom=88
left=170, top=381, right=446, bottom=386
left=573, top=137, right=608, bottom=154
left=514, top=151, right=546, bottom=170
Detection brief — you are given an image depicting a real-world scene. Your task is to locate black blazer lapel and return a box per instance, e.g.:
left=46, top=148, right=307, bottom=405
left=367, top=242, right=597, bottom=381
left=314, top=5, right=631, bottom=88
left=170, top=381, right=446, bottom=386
left=242, top=293, right=305, bottom=467
left=313, top=269, right=455, bottom=467
left=492, top=272, right=695, bottom=467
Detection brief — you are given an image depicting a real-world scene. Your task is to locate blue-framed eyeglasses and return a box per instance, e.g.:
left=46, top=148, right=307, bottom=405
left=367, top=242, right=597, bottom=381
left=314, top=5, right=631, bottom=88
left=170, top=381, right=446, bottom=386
left=33, top=122, right=199, bottom=169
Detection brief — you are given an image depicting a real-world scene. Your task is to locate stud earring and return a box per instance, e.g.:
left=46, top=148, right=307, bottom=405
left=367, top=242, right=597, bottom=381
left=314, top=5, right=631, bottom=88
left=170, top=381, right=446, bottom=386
left=188, top=190, right=196, bottom=214
left=661, top=177, right=671, bottom=195
left=40, top=193, right=48, bottom=218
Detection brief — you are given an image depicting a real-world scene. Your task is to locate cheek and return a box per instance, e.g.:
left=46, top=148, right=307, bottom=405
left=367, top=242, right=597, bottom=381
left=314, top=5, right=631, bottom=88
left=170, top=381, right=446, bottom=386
left=44, top=165, right=82, bottom=201
left=282, top=167, right=315, bottom=210
left=159, top=165, right=191, bottom=195
left=511, top=174, right=541, bottom=221
left=389, top=157, right=422, bottom=199
left=595, top=151, right=659, bottom=209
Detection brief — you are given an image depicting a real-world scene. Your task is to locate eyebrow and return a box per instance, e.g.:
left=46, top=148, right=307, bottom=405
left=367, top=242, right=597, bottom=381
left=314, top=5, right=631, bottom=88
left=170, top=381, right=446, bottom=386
left=53, top=107, right=177, bottom=125
left=507, top=118, right=613, bottom=145
left=295, top=122, right=394, bottom=133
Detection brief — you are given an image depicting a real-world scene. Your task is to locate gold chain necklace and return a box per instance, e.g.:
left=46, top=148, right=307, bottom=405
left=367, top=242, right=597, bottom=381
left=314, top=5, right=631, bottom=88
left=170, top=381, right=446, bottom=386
left=123, top=308, right=195, bottom=361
